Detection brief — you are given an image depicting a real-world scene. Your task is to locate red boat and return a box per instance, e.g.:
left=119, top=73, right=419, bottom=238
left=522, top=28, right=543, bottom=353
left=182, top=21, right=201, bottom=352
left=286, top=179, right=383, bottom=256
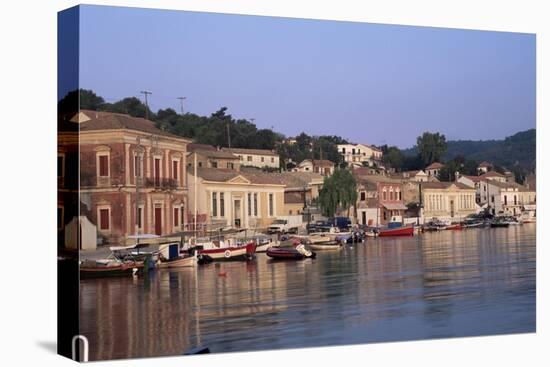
left=198, top=242, right=257, bottom=261
left=445, top=224, right=462, bottom=230
left=378, top=225, right=415, bottom=237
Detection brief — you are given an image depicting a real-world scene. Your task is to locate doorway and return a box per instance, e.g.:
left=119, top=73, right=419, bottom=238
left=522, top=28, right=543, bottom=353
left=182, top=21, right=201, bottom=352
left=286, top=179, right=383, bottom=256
left=234, top=199, right=241, bottom=228
left=154, top=207, right=162, bottom=235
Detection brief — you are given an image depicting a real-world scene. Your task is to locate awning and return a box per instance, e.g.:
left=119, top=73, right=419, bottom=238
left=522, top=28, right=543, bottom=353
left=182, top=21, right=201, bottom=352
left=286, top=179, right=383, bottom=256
left=382, top=203, right=408, bottom=210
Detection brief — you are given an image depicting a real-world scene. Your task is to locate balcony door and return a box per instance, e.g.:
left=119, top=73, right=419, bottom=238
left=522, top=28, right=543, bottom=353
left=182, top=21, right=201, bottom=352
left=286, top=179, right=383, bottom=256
left=154, top=207, right=162, bottom=235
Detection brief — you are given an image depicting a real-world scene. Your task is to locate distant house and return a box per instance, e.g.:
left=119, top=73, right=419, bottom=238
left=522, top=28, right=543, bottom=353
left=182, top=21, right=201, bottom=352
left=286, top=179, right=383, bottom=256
left=222, top=147, right=280, bottom=169
left=337, top=143, right=383, bottom=168
left=479, top=170, right=507, bottom=183
left=477, top=161, right=493, bottom=174
left=425, top=162, right=444, bottom=178
left=187, top=144, right=240, bottom=171
left=399, top=170, right=429, bottom=182
left=421, top=182, right=477, bottom=222
left=294, top=159, right=335, bottom=176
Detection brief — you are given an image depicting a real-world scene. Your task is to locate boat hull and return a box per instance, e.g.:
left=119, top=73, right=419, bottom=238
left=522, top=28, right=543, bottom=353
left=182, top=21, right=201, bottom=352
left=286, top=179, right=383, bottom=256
left=266, top=246, right=316, bottom=260
left=80, top=262, right=142, bottom=279
left=157, top=256, right=196, bottom=269
left=198, top=243, right=257, bottom=261
left=378, top=225, right=415, bottom=237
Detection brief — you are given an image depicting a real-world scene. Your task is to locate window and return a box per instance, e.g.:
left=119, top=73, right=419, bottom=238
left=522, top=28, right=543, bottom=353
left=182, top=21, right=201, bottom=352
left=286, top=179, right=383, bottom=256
left=247, top=156, right=252, bottom=162
left=342, top=147, right=346, bottom=154
left=220, top=193, right=225, bottom=217
left=57, top=155, right=64, bottom=177
left=98, top=154, right=109, bottom=177
left=57, top=206, right=64, bottom=230
left=253, top=193, right=258, bottom=216
left=514, top=195, right=517, bottom=205
left=269, top=193, right=274, bottom=216
left=360, top=192, right=366, bottom=201
left=198, top=161, right=203, bottom=168
left=137, top=206, right=143, bottom=229
left=99, top=208, right=110, bottom=231
left=504, top=195, right=508, bottom=205
left=271, top=157, right=274, bottom=163
left=134, top=155, right=142, bottom=177
left=398, top=192, right=402, bottom=200
left=239, top=155, right=243, bottom=161
left=248, top=193, right=252, bottom=216
left=212, top=193, right=218, bottom=217
left=172, top=160, right=179, bottom=180
left=261, top=157, right=265, bottom=163
left=491, top=195, right=495, bottom=203
left=173, top=207, right=179, bottom=227
left=383, top=191, right=387, bottom=200
left=211, top=161, right=218, bottom=168
left=154, top=157, right=161, bottom=185
left=227, top=162, right=234, bottom=169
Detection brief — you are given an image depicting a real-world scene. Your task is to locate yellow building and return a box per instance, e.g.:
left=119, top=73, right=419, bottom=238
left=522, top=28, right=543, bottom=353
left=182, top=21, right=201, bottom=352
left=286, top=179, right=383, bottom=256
left=421, top=182, right=477, bottom=222
left=187, top=168, right=286, bottom=230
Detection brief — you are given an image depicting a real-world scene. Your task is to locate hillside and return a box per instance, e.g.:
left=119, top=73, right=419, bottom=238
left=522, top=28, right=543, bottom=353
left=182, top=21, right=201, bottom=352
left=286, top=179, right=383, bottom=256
left=402, top=129, right=535, bottom=171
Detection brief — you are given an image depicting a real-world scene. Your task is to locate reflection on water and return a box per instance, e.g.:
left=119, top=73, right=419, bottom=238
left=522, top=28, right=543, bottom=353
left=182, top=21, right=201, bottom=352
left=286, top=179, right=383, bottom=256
left=80, top=225, right=536, bottom=361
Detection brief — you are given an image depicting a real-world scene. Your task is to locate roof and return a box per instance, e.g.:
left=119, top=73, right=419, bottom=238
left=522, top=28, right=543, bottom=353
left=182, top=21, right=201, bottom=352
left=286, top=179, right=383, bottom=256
left=356, top=174, right=402, bottom=185
left=312, top=159, right=335, bottom=167
left=460, top=175, right=485, bottom=183
left=426, top=162, right=444, bottom=170
left=78, top=110, right=190, bottom=141
left=487, top=180, right=528, bottom=191
left=187, top=143, right=217, bottom=152
left=478, top=161, right=493, bottom=168
left=480, top=171, right=505, bottom=178
left=284, top=192, right=304, bottom=204
left=222, top=147, right=278, bottom=157
left=191, top=168, right=285, bottom=186
left=275, top=172, right=324, bottom=189
left=190, top=149, right=238, bottom=160
left=421, top=182, right=474, bottom=190
left=382, top=203, right=408, bottom=210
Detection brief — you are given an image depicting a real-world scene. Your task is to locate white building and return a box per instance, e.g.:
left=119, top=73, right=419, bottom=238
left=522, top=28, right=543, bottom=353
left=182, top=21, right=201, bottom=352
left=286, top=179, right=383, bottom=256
left=487, top=180, right=526, bottom=216
left=294, top=159, right=335, bottom=176
left=223, top=147, right=280, bottom=169
left=337, top=143, right=383, bottom=167
left=456, top=175, right=490, bottom=207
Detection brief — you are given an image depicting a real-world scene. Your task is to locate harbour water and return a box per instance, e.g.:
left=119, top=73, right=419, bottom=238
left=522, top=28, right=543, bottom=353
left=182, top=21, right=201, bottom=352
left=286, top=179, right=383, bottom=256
left=79, top=224, right=536, bottom=361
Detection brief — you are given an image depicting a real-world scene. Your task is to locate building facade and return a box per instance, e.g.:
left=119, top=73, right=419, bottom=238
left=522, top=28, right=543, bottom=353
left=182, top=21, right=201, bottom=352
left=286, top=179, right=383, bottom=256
left=421, top=182, right=477, bottom=222
left=337, top=143, right=383, bottom=167
left=187, top=145, right=240, bottom=171
left=425, top=162, right=444, bottom=178
left=187, top=168, right=286, bottom=230
left=355, top=175, right=407, bottom=226
left=223, top=147, right=280, bottom=169
left=58, top=110, right=191, bottom=246
left=294, top=159, right=335, bottom=176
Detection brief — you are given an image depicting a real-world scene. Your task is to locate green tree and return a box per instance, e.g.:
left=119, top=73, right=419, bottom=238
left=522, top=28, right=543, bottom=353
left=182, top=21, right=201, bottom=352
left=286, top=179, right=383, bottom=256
left=381, top=145, right=404, bottom=170
left=417, top=132, right=448, bottom=165
left=318, top=168, right=357, bottom=217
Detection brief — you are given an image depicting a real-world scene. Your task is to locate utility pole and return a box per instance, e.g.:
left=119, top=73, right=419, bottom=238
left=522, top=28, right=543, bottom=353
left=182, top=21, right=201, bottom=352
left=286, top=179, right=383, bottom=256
left=140, top=90, right=152, bottom=120
left=177, top=96, right=186, bottom=115
left=227, top=122, right=231, bottom=148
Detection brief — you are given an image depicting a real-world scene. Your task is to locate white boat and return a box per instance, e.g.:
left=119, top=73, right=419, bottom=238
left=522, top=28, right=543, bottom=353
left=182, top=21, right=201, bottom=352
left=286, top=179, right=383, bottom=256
left=157, top=253, right=197, bottom=269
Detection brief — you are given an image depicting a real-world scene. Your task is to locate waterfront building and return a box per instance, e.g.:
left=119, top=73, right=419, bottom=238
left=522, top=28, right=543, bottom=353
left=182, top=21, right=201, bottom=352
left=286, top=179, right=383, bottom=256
left=425, top=162, right=444, bottom=178
left=275, top=172, right=324, bottom=216
left=337, top=143, right=383, bottom=168
left=222, top=147, right=280, bottom=169
left=187, top=144, right=240, bottom=171
left=457, top=174, right=490, bottom=206
left=58, top=110, right=191, bottom=246
left=354, top=175, right=407, bottom=226
left=187, top=168, right=286, bottom=230
left=294, top=159, right=335, bottom=176
left=487, top=180, right=531, bottom=216
left=421, top=182, right=477, bottom=222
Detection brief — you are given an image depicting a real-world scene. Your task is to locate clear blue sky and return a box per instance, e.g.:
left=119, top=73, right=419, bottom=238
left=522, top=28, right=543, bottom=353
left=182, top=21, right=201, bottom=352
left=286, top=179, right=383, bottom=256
left=72, top=5, right=535, bottom=148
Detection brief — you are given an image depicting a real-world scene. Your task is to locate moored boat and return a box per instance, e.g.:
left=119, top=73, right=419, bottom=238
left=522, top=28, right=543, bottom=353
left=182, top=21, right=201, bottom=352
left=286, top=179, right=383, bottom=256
left=198, top=242, right=257, bottom=261
left=80, top=260, right=142, bottom=279
left=445, top=223, right=462, bottom=230
left=157, top=254, right=196, bottom=269
left=266, top=244, right=316, bottom=260
left=378, top=225, right=415, bottom=237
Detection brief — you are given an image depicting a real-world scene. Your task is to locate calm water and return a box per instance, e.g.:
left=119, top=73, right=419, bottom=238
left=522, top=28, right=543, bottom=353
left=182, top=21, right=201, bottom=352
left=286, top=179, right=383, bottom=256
left=80, top=225, right=536, bottom=361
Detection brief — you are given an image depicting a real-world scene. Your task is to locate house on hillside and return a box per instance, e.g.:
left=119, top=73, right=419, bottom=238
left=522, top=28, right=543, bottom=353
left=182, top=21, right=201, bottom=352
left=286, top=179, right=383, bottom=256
left=425, top=162, right=444, bottom=178
left=222, top=147, right=280, bottom=169
left=294, top=159, right=335, bottom=176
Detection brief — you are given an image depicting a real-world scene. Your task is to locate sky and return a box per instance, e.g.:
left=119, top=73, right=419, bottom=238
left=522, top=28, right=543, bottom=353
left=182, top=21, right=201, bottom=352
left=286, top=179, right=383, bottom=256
left=67, top=5, right=535, bottom=148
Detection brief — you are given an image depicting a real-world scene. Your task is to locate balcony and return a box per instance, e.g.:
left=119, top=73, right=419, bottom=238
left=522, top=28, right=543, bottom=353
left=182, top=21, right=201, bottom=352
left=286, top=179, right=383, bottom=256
left=144, top=177, right=179, bottom=190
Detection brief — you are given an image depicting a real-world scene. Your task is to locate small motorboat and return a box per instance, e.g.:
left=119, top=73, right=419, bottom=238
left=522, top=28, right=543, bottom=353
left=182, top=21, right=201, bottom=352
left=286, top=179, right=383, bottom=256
left=198, top=241, right=257, bottom=261
left=490, top=217, right=510, bottom=228
left=252, top=235, right=277, bottom=253
left=157, top=254, right=196, bottom=269
left=444, top=223, right=462, bottom=230
left=266, top=244, right=316, bottom=260
left=378, top=225, right=415, bottom=237
left=80, top=259, right=142, bottom=279
left=422, top=220, right=447, bottom=232
left=308, top=243, right=343, bottom=251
